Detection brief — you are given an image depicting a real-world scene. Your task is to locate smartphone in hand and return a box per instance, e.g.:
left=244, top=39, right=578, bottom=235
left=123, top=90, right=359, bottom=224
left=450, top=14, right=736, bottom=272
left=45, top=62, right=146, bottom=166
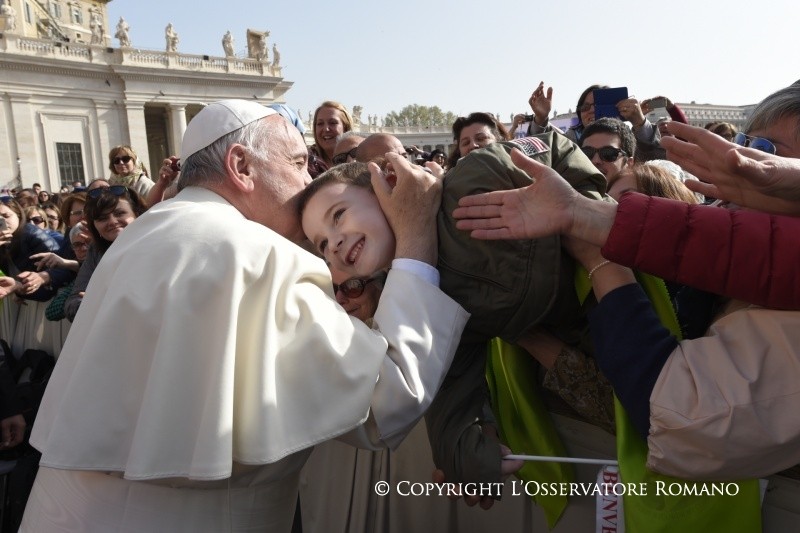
left=593, top=87, right=629, bottom=119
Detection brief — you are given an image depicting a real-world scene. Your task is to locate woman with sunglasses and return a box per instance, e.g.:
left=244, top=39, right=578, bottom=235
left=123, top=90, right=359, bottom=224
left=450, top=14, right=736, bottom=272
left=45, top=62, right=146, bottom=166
left=108, top=146, right=156, bottom=199
left=0, top=198, right=72, bottom=357
left=38, top=190, right=51, bottom=205
left=329, top=267, right=387, bottom=323
left=42, top=203, right=65, bottom=234
left=24, top=205, right=47, bottom=232
left=63, top=186, right=147, bottom=322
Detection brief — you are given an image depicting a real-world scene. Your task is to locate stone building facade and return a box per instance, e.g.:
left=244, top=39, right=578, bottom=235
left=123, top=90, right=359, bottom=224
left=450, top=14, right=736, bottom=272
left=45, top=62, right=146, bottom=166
left=0, top=0, right=288, bottom=191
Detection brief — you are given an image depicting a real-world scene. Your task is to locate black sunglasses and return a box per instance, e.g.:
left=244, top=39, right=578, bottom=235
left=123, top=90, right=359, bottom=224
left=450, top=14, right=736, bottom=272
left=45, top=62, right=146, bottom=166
left=87, top=185, right=128, bottom=199
left=112, top=155, right=133, bottom=165
left=332, top=147, right=358, bottom=166
left=29, top=216, right=44, bottom=225
left=333, top=277, right=377, bottom=299
left=581, top=146, right=627, bottom=162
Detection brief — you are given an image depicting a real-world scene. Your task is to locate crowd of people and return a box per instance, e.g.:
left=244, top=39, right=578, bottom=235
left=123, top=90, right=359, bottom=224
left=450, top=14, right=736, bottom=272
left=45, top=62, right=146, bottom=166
left=0, top=79, right=795, bottom=531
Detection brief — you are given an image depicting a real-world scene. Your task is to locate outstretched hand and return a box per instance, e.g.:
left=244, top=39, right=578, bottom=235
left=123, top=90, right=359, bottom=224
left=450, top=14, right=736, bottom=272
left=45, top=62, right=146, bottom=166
left=663, top=122, right=800, bottom=215
left=453, top=149, right=578, bottom=240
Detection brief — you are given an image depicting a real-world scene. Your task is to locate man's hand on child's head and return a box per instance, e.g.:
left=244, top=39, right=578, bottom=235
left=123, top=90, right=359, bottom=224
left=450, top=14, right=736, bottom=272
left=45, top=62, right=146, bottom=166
left=369, top=152, right=441, bottom=266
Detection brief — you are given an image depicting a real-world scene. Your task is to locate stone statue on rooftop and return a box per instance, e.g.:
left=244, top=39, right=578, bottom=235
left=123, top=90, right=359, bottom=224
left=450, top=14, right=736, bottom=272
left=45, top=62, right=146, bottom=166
left=272, top=43, right=280, bottom=68
left=222, top=30, right=235, bottom=57
left=90, top=13, right=105, bottom=45
left=165, top=23, right=179, bottom=53
left=115, top=17, right=130, bottom=47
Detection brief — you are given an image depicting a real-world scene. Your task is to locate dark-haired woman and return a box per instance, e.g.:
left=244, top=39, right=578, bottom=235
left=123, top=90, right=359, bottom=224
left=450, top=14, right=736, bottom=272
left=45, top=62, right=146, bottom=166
left=446, top=112, right=511, bottom=169
left=64, top=186, right=148, bottom=322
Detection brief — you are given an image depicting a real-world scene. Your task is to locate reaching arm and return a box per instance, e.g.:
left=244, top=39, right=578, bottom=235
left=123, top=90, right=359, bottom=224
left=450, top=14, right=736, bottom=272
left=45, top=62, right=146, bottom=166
left=663, top=122, right=800, bottom=214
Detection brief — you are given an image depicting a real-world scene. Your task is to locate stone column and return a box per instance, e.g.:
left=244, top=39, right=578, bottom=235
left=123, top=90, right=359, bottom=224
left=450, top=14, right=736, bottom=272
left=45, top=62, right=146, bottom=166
left=168, top=103, right=187, bottom=157
left=124, top=100, right=151, bottom=171
left=90, top=100, right=118, bottom=182
left=8, top=94, right=37, bottom=189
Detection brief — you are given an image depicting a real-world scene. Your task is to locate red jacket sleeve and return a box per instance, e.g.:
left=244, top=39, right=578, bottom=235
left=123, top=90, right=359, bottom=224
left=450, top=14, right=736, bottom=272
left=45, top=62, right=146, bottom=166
left=602, top=192, right=800, bottom=310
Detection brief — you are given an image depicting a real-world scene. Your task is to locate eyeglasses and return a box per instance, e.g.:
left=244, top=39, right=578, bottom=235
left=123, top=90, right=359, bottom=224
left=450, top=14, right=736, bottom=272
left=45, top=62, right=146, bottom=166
left=70, top=209, right=84, bottom=217
left=332, top=147, right=358, bottom=165
left=87, top=185, right=128, bottom=199
left=579, top=102, right=596, bottom=113
left=733, top=132, right=776, bottom=155
left=581, top=146, right=627, bottom=162
left=332, top=277, right=377, bottom=299
left=47, top=215, right=59, bottom=221
left=112, top=156, right=133, bottom=165
left=71, top=241, right=89, bottom=249
left=29, top=216, right=44, bottom=225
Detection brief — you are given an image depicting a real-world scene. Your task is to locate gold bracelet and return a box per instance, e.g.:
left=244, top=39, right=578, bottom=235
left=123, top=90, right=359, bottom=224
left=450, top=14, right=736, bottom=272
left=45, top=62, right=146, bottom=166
left=588, top=260, right=612, bottom=279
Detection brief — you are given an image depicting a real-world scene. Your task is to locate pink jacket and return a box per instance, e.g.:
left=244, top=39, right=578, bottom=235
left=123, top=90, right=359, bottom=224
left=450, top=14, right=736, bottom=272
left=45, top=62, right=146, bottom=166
left=647, top=302, right=800, bottom=479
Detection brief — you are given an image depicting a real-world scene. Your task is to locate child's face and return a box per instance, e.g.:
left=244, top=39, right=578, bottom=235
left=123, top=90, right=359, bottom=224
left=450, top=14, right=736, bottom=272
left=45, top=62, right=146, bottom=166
left=302, top=183, right=396, bottom=278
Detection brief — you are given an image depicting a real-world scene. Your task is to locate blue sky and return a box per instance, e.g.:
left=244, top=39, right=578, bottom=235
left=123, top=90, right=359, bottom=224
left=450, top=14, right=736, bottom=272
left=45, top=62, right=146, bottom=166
left=108, top=0, right=798, bottom=121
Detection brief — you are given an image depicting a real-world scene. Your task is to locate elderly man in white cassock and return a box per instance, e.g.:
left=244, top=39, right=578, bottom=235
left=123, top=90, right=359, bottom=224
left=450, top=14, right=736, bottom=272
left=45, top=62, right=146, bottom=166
left=21, top=100, right=469, bottom=532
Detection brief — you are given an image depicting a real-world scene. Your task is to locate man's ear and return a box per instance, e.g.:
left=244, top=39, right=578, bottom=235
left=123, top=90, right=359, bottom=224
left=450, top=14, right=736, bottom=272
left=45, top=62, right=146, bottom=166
left=624, top=155, right=635, bottom=168
left=225, top=144, right=256, bottom=192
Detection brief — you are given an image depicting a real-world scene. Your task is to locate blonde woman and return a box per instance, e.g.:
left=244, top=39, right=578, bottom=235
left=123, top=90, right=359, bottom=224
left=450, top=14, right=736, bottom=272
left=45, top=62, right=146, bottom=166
left=107, top=145, right=155, bottom=198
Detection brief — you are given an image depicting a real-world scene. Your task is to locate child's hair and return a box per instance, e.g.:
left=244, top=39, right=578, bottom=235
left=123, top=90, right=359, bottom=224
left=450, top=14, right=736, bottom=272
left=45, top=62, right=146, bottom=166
left=297, top=161, right=374, bottom=218
left=623, top=164, right=700, bottom=204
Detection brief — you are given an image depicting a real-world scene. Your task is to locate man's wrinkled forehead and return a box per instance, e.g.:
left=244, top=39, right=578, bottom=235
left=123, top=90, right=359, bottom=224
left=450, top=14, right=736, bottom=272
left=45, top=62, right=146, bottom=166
left=263, top=114, right=307, bottom=155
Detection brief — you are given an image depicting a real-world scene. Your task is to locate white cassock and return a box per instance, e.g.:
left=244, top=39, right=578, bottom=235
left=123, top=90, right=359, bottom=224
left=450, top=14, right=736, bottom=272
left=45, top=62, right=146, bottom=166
left=22, top=187, right=468, bottom=532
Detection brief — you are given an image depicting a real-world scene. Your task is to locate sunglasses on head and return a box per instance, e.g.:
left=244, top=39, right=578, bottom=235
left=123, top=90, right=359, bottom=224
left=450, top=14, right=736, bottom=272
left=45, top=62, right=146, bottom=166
left=581, top=146, right=627, bottom=162
left=112, top=155, right=133, bottom=165
left=333, top=277, right=377, bottom=299
left=29, top=216, right=44, bottom=225
left=332, top=147, right=358, bottom=165
left=87, top=185, right=128, bottom=200
left=733, top=132, right=776, bottom=155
